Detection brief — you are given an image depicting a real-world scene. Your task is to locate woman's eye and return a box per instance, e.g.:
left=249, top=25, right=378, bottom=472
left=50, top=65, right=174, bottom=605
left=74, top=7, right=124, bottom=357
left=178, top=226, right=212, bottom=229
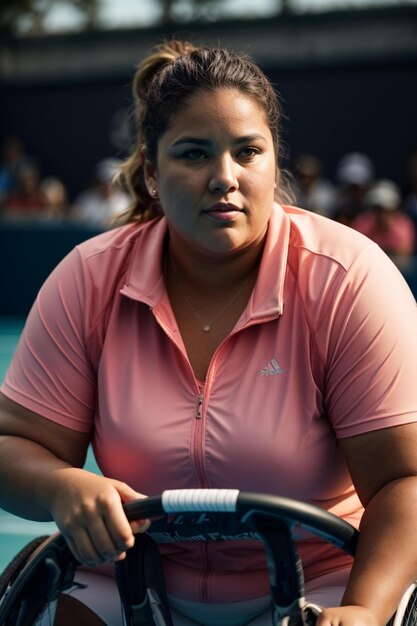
left=182, top=149, right=207, bottom=161
left=238, top=147, right=260, bottom=159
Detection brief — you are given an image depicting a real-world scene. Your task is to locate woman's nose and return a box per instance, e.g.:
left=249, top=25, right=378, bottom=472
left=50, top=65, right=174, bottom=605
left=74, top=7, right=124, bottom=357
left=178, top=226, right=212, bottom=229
left=208, top=157, right=239, bottom=194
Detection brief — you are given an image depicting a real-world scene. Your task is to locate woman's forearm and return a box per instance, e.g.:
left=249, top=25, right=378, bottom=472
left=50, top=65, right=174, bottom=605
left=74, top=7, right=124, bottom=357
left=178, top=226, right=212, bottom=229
left=342, top=476, right=417, bottom=625
left=0, top=435, right=73, bottom=521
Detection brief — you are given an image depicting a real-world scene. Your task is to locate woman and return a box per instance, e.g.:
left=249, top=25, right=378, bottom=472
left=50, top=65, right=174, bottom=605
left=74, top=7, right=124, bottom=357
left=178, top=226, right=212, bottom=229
left=1, top=40, right=417, bottom=626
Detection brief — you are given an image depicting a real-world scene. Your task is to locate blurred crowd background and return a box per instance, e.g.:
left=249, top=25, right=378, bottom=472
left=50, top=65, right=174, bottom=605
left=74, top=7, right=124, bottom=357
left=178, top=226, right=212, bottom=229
left=1, top=0, right=417, bottom=314
left=1, top=137, right=417, bottom=267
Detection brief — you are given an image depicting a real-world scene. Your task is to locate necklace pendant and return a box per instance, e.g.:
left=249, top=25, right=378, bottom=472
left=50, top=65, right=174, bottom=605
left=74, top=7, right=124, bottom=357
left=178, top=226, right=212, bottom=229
left=203, top=325, right=211, bottom=332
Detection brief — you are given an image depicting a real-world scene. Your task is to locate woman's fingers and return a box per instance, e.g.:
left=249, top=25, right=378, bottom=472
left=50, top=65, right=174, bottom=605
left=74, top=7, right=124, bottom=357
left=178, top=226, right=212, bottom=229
left=88, top=513, right=132, bottom=562
left=59, top=511, right=125, bottom=566
left=63, top=528, right=101, bottom=566
left=130, top=518, right=151, bottom=534
left=316, top=606, right=378, bottom=626
left=109, top=478, right=151, bottom=537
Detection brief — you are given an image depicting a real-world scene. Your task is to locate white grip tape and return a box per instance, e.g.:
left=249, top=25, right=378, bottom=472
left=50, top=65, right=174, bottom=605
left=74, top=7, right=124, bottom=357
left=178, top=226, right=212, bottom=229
left=161, top=489, right=240, bottom=514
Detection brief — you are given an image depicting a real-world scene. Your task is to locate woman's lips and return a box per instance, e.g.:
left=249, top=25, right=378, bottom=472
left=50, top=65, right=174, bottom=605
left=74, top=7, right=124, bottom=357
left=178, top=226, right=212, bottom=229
left=204, top=203, right=243, bottom=221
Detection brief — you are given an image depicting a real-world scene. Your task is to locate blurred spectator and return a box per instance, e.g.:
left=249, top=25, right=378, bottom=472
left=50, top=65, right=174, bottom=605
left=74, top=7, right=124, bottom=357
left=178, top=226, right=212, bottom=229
left=332, top=152, right=374, bottom=226
left=403, top=149, right=417, bottom=248
left=2, top=161, right=49, bottom=218
left=40, top=176, right=73, bottom=220
left=351, top=179, right=415, bottom=267
left=293, top=153, right=337, bottom=217
left=73, top=157, right=131, bottom=228
left=0, top=136, right=32, bottom=204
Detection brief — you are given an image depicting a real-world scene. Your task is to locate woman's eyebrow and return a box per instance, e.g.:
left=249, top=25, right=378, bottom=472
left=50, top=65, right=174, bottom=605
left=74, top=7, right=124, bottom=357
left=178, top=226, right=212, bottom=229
left=172, top=133, right=267, bottom=147
left=172, top=137, right=211, bottom=147
left=234, top=134, right=267, bottom=145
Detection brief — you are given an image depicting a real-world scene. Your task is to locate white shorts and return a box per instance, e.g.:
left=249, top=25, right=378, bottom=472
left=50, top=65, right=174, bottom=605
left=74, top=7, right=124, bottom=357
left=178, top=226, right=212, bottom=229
left=43, top=567, right=350, bottom=626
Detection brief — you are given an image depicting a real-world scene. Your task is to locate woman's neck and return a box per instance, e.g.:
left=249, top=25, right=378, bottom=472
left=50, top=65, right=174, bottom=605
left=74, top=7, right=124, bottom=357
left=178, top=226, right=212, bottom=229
left=165, top=239, right=264, bottom=380
left=167, top=239, right=265, bottom=295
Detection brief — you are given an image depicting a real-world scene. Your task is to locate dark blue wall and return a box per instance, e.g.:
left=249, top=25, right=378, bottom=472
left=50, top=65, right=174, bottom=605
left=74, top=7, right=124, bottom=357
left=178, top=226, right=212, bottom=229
left=0, top=221, right=101, bottom=315
left=267, top=58, right=417, bottom=187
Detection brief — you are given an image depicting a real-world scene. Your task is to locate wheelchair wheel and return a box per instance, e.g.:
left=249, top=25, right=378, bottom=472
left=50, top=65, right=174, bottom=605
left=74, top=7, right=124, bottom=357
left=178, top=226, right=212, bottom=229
left=390, top=583, right=417, bottom=626
left=0, top=533, right=79, bottom=626
left=0, top=536, right=49, bottom=599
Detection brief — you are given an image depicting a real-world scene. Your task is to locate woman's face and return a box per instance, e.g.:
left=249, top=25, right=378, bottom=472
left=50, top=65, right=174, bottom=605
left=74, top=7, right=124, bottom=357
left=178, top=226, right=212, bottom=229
left=145, top=88, right=277, bottom=261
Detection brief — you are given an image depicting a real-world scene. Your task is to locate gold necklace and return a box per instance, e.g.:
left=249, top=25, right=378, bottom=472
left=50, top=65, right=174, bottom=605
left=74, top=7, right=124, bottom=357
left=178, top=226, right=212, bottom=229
left=172, top=262, right=256, bottom=332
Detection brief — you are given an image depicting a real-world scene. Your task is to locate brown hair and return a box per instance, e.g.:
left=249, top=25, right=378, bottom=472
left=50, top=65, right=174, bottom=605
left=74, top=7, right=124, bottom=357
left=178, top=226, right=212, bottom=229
left=118, top=39, right=293, bottom=224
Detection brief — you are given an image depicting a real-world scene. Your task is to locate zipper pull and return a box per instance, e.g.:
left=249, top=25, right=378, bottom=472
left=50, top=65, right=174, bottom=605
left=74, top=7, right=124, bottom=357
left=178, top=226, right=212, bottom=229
left=196, top=394, right=203, bottom=419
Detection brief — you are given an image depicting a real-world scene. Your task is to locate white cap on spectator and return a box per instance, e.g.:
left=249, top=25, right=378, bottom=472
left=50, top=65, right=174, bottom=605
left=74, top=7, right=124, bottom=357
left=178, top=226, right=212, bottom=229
left=95, top=157, right=122, bottom=184
left=365, top=179, right=401, bottom=211
left=337, top=152, right=374, bottom=186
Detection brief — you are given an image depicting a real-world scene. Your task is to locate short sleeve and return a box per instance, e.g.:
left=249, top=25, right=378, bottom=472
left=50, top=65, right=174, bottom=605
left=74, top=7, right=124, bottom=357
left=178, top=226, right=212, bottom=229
left=1, top=248, right=96, bottom=433
left=322, top=243, right=417, bottom=437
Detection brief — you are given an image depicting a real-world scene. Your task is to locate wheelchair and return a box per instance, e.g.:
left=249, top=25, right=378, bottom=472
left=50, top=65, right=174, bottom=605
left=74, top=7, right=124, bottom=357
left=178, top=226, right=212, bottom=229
left=0, top=489, right=415, bottom=626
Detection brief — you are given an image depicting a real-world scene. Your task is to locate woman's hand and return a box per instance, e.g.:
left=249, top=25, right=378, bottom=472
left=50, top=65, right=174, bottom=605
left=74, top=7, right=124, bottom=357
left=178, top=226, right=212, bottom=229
left=49, top=467, right=150, bottom=567
left=317, top=606, right=378, bottom=626
left=0, top=400, right=149, bottom=567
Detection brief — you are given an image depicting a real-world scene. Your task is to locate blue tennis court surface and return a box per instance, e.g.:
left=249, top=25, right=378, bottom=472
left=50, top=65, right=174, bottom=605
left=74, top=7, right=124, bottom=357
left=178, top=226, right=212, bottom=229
left=0, top=317, right=23, bottom=382
left=0, top=317, right=101, bottom=571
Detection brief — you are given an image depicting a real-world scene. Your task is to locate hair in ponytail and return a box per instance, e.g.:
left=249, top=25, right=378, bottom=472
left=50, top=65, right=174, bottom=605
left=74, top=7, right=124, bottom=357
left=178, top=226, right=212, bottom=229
left=117, top=40, right=196, bottom=224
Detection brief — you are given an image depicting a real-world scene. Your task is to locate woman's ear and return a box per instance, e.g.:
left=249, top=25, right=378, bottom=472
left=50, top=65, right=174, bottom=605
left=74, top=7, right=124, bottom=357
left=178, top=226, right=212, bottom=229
left=141, top=147, right=158, bottom=198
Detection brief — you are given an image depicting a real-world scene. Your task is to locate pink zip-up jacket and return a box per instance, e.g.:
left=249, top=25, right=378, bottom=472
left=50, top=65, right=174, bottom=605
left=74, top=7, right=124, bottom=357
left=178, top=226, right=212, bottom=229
left=3, top=204, right=417, bottom=602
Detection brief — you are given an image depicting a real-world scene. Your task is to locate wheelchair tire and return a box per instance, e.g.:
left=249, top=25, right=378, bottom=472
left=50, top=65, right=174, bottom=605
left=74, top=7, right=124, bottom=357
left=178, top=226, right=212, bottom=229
left=0, top=536, right=50, bottom=598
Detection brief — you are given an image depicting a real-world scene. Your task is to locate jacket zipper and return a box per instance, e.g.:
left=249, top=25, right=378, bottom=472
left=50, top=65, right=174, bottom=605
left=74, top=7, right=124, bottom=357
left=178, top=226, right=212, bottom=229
left=196, top=393, right=203, bottom=419
left=154, top=309, right=280, bottom=601
left=193, top=390, right=208, bottom=487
